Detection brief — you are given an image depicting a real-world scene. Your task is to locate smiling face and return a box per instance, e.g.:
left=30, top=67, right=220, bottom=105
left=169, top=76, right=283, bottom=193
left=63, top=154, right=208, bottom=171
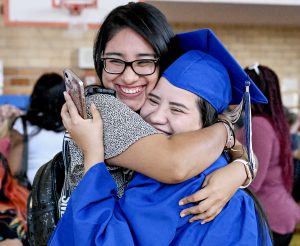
left=140, top=77, right=202, bottom=135
left=102, top=28, right=160, bottom=112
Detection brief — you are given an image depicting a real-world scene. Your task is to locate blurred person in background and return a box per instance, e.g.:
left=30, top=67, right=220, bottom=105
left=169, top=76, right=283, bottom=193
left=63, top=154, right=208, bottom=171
left=284, top=106, right=300, bottom=202
left=0, top=104, right=29, bottom=246
left=243, top=64, right=300, bottom=246
left=8, top=73, right=65, bottom=186
left=0, top=105, right=23, bottom=157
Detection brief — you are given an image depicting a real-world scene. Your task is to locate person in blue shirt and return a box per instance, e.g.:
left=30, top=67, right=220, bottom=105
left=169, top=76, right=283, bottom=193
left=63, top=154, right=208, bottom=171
left=49, top=29, right=272, bottom=245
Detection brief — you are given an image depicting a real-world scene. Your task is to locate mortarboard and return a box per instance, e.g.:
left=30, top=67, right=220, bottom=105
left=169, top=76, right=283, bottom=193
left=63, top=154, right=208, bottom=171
left=164, top=28, right=267, bottom=108
left=163, top=50, right=231, bottom=113
left=162, top=28, right=266, bottom=181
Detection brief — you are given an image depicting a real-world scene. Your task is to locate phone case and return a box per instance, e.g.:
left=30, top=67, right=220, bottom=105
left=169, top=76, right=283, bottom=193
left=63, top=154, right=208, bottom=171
left=63, top=69, right=87, bottom=119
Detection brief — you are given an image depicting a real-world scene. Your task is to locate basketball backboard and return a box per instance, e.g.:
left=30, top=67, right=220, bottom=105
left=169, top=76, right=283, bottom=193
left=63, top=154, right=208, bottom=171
left=3, top=0, right=139, bottom=28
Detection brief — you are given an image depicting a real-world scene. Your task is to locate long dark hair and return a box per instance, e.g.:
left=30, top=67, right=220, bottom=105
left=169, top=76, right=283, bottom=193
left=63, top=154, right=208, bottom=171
left=196, top=96, right=272, bottom=245
left=245, top=65, right=293, bottom=192
left=244, top=188, right=273, bottom=245
left=93, top=2, right=175, bottom=83
left=26, top=73, right=65, bottom=132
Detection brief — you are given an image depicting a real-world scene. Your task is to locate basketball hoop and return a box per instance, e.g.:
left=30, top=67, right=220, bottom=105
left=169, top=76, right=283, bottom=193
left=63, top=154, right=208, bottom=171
left=65, top=4, right=83, bottom=16
left=52, top=0, right=97, bottom=16
left=52, top=0, right=97, bottom=37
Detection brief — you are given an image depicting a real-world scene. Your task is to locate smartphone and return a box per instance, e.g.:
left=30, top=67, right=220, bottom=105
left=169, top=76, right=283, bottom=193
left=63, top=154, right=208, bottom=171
left=63, top=68, right=87, bottom=119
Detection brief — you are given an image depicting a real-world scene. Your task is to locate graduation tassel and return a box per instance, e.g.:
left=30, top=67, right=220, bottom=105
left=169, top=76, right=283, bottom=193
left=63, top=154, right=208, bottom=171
left=223, top=80, right=257, bottom=179
left=243, top=80, right=257, bottom=178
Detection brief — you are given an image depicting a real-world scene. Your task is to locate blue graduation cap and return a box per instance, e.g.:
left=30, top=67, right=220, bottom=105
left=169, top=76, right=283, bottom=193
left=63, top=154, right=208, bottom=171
left=162, top=29, right=266, bottom=181
left=163, top=50, right=231, bottom=114
left=165, top=28, right=267, bottom=108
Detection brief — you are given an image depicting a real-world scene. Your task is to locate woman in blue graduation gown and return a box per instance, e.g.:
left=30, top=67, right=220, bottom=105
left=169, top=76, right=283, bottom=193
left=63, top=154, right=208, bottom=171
left=50, top=30, right=272, bottom=245
left=49, top=156, right=270, bottom=246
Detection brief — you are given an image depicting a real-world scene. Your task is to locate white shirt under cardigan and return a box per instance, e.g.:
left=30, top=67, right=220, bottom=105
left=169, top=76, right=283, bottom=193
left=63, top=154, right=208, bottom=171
left=13, top=118, right=64, bottom=184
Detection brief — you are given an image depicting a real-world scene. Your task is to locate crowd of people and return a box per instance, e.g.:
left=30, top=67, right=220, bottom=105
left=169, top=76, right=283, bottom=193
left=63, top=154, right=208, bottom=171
left=0, top=2, right=299, bottom=246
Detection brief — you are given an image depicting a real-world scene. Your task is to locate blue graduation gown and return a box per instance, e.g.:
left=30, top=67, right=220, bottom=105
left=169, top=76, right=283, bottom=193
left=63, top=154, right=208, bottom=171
left=49, top=155, right=272, bottom=246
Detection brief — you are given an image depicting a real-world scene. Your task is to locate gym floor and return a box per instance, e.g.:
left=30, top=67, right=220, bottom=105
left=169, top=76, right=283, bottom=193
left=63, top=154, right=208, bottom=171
left=290, top=223, right=300, bottom=246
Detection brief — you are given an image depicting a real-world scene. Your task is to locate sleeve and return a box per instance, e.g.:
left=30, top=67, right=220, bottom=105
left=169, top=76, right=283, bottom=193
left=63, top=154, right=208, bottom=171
left=86, top=93, right=159, bottom=159
left=48, top=163, right=191, bottom=246
left=12, top=117, right=24, bottom=134
left=62, top=93, right=161, bottom=195
left=249, top=117, right=275, bottom=192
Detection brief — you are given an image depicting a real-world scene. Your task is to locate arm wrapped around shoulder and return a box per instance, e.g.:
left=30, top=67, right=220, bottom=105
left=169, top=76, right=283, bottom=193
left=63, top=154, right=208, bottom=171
left=86, top=93, right=160, bottom=159
left=66, top=92, right=160, bottom=196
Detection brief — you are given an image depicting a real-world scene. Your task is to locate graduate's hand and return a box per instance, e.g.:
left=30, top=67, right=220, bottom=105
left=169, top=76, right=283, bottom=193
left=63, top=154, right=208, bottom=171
left=61, top=92, right=104, bottom=172
left=178, top=162, right=245, bottom=224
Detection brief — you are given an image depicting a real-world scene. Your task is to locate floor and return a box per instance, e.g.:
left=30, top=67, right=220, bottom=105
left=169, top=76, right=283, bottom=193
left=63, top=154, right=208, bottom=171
left=290, top=223, right=300, bottom=246
left=291, top=233, right=300, bottom=246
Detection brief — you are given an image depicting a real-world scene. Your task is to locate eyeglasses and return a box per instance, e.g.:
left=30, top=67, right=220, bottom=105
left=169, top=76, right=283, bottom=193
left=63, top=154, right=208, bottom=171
left=101, top=58, right=159, bottom=76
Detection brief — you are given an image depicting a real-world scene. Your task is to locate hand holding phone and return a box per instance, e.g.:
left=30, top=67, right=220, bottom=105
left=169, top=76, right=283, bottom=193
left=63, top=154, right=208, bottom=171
left=63, top=69, right=87, bottom=119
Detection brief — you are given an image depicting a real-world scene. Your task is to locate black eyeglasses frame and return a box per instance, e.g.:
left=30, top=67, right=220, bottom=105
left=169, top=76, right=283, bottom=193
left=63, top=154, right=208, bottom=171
left=100, top=57, right=159, bottom=76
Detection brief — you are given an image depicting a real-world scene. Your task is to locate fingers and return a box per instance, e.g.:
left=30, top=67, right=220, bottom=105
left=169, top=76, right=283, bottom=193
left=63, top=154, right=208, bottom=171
left=179, top=186, right=209, bottom=206
left=178, top=181, right=225, bottom=224
left=90, top=103, right=102, bottom=122
left=91, top=102, right=103, bottom=134
left=202, top=177, right=208, bottom=188
left=180, top=195, right=212, bottom=218
left=180, top=199, right=223, bottom=224
left=200, top=208, right=222, bottom=224
left=61, top=103, right=69, bottom=119
left=180, top=202, right=206, bottom=218
left=61, top=103, right=71, bottom=129
left=63, top=92, right=82, bottom=120
left=188, top=207, right=222, bottom=224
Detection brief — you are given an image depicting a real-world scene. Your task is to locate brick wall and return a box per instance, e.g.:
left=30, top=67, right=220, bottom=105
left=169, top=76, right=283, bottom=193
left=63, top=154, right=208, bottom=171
left=0, top=0, right=300, bottom=109
left=173, top=23, right=300, bottom=110
left=0, top=0, right=98, bottom=94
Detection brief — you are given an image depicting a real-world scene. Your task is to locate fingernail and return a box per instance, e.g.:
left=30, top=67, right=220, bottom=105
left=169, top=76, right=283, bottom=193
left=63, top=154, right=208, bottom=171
left=180, top=212, right=186, bottom=218
left=201, top=221, right=206, bottom=225
left=179, top=200, right=184, bottom=206
left=189, top=219, right=193, bottom=223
